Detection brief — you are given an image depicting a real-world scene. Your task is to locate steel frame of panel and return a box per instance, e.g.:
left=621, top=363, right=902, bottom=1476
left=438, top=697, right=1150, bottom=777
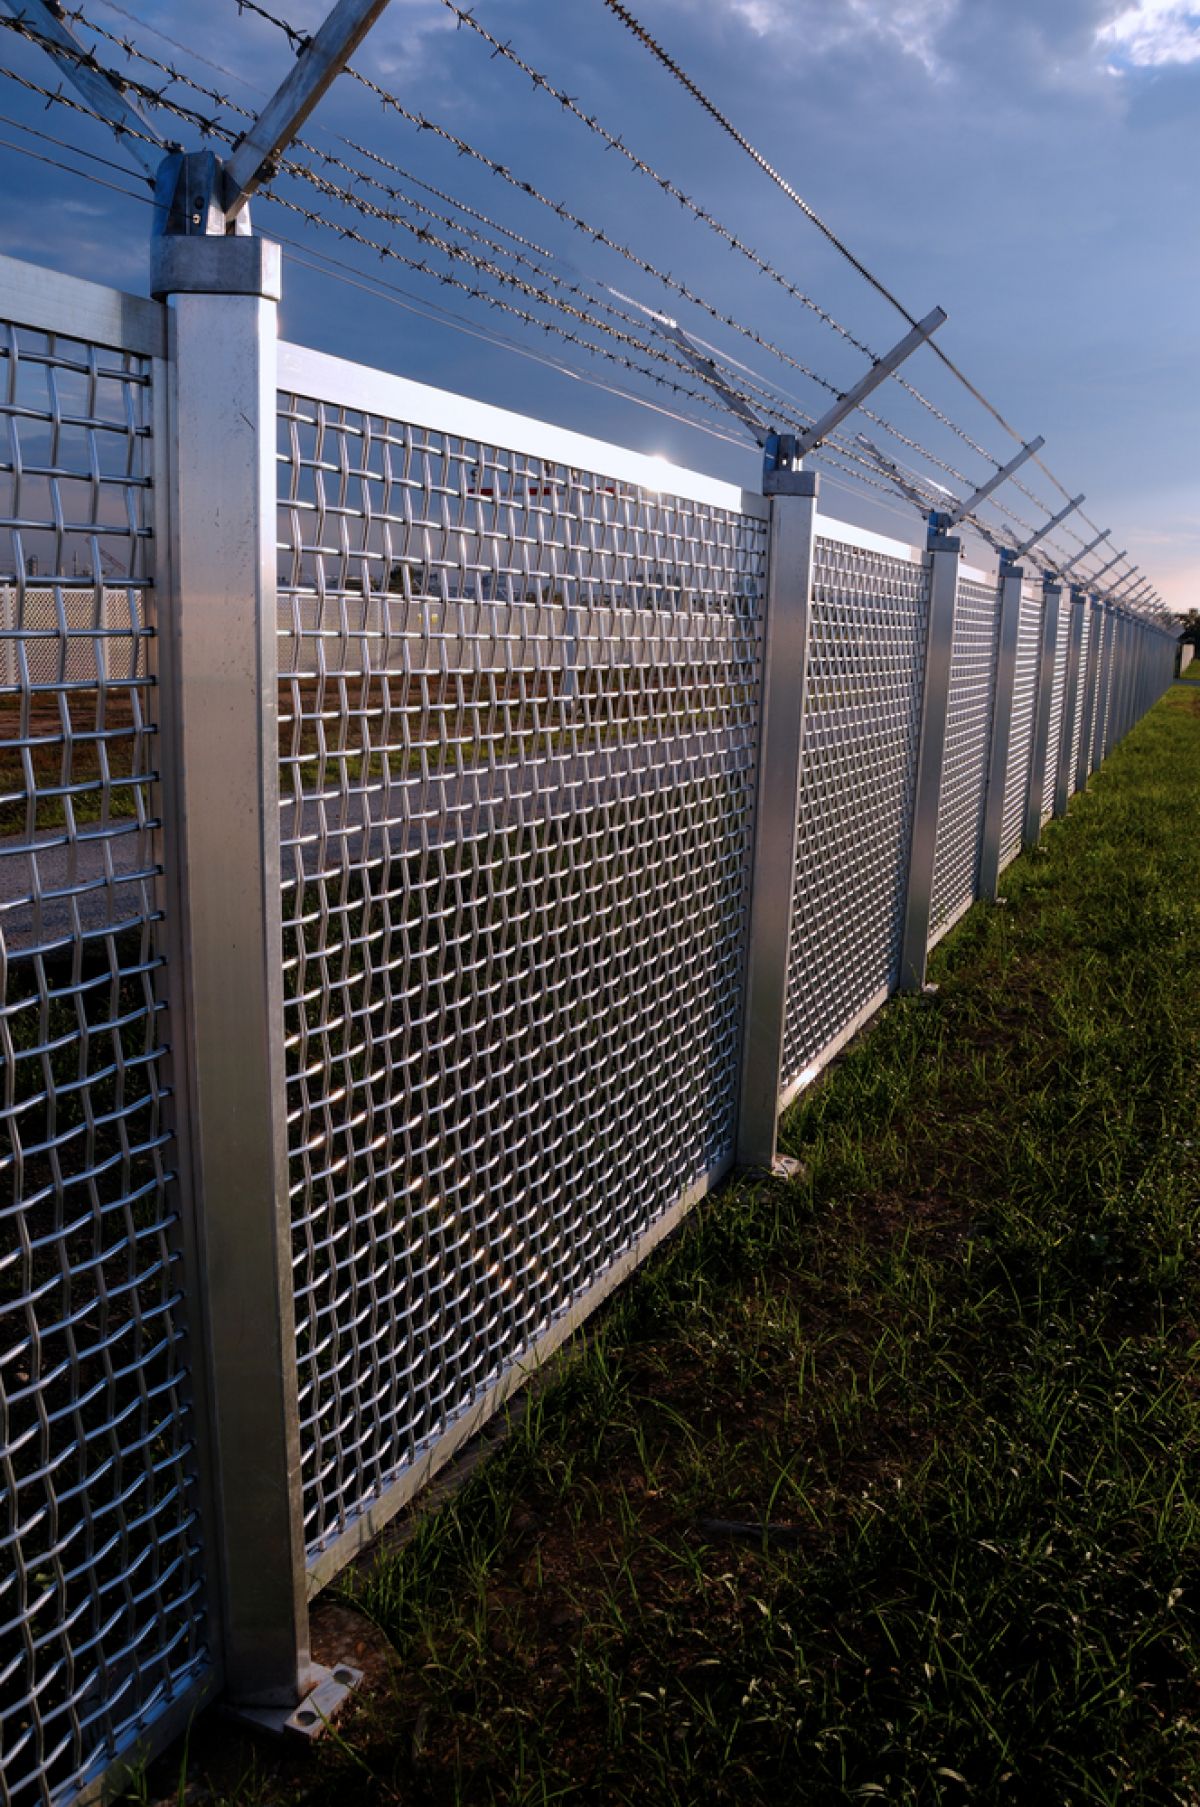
left=899, top=539, right=959, bottom=991
left=1024, top=579, right=1062, bottom=851
left=737, top=470, right=818, bottom=1171
left=1053, top=592, right=1085, bottom=818
left=978, top=563, right=1023, bottom=900
left=161, top=241, right=311, bottom=1710
left=0, top=253, right=218, bottom=1805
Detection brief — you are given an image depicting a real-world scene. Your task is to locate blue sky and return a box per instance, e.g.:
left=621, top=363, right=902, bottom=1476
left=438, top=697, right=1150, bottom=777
left=0, top=0, right=1195, bottom=609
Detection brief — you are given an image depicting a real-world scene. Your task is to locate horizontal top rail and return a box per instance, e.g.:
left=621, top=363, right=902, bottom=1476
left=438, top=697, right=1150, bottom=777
left=0, top=249, right=165, bottom=358
left=277, top=339, right=769, bottom=518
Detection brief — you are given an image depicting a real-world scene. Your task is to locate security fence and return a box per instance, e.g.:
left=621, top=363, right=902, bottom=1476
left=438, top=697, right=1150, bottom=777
left=0, top=247, right=1180, bottom=1805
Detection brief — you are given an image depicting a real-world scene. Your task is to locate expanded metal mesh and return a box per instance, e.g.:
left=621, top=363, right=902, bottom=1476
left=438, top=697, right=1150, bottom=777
left=0, top=324, right=207, bottom=1805
left=781, top=536, right=927, bottom=1088
left=276, top=391, right=765, bottom=1560
left=999, top=586, right=1042, bottom=869
left=929, top=575, right=998, bottom=938
left=1042, top=597, right=1071, bottom=821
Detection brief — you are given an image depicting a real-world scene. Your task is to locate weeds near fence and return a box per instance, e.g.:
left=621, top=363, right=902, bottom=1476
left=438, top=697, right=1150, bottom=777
left=136, top=685, right=1200, bottom=1802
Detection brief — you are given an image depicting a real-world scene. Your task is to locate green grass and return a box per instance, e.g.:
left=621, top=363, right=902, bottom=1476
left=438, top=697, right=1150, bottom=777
left=136, top=686, right=1200, bottom=1806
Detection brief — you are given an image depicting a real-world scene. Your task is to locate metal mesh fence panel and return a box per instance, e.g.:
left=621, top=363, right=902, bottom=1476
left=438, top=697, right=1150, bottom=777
left=1103, top=621, right=1119, bottom=752
left=276, top=389, right=766, bottom=1563
left=1042, top=598, right=1071, bottom=821
left=781, top=535, right=928, bottom=1089
left=998, top=586, right=1041, bottom=870
left=0, top=322, right=208, bottom=1805
left=929, top=575, right=998, bottom=938
left=1069, top=603, right=1091, bottom=794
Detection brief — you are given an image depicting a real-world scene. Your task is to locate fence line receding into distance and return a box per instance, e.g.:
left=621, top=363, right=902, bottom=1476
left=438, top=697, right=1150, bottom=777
left=0, top=250, right=1180, bottom=1807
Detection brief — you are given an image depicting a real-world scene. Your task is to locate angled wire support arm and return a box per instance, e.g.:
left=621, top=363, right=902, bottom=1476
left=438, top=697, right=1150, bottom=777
left=665, top=322, right=769, bottom=443
left=856, top=436, right=941, bottom=513
left=940, top=436, right=1045, bottom=532
left=223, top=0, right=394, bottom=218
left=1088, top=547, right=1127, bottom=587
left=0, top=0, right=164, bottom=178
left=794, top=307, right=946, bottom=456
left=1056, top=527, right=1111, bottom=578
left=1012, top=493, right=1084, bottom=560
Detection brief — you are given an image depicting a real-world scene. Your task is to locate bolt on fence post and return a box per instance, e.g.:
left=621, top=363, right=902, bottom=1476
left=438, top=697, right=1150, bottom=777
left=161, top=237, right=310, bottom=1709
left=898, top=531, right=960, bottom=991
left=1054, top=590, right=1085, bottom=817
left=1023, top=577, right=1062, bottom=851
left=978, top=560, right=1023, bottom=901
left=736, top=466, right=819, bottom=1172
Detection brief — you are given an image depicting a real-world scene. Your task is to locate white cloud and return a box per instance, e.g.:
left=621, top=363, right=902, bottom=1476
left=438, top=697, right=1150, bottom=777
left=1097, top=0, right=1200, bottom=65
left=682, top=0, right=961, bottom=77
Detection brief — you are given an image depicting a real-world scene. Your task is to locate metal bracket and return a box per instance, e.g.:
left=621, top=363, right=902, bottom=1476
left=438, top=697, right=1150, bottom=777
left=763, top=436, right=818, bottom=497
left=233, top=1661, right=363, bottom=1741
left=223, top=0, right=394, bottom=221
left=151, top=232, right=283, bottom=301
left=153, top=149, right=253, bottom=240
left=794, top=307, right=946, bottom=457
left=927, top=525, right=962, bottom=556
left=935, top=437, right=1046, bottom=534
left=148, top=0, right=394, bottom=243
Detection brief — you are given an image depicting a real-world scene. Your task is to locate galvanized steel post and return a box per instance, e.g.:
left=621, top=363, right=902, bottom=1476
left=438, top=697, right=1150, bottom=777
left=736, top=468, right=819, bottom=1170
left=163, top=237, right=311, bottom=1709
left=977, top=560, right=1023, bottom=900
left=1023, top=578, right=1062, bottom=850
left=898, top=533, right=960, bottom=990
left=1053, top=590, right=1085, bottom=817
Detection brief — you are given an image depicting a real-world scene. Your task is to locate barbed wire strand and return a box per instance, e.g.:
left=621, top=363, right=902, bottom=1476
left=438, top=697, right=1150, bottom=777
left=591, top=0, right=1138, bottom=554
left=0, top=16, right=1155, bottom=602
left=39, top=0, right=991, bottom=505
left=59, top=0, right=998, bottom=500
left=233, top=0, right=1031, bottom=473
